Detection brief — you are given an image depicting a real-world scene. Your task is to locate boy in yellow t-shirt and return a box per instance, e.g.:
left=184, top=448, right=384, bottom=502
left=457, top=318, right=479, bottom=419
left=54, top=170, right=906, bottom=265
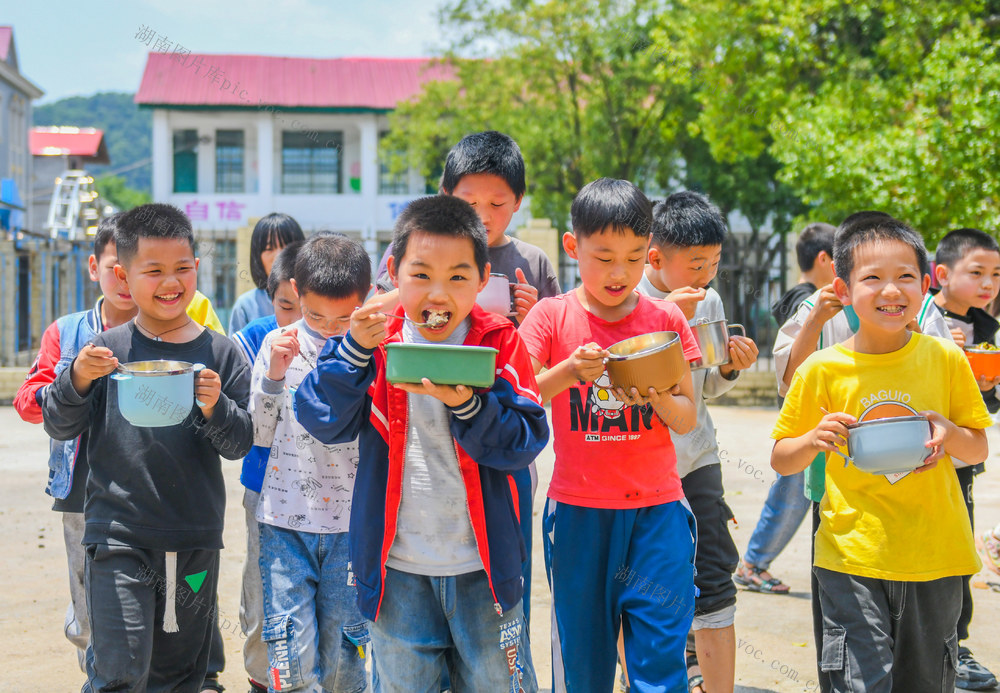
left=771, top=212, right=992, bottom=693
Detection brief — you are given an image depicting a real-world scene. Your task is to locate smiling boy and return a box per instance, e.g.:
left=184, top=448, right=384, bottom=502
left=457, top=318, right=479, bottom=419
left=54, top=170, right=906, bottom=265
left=42, top=203, right=253, bottom=692
left=771, top=213, right=991, bottom=692
left=294, top=195, right=548, bottom=692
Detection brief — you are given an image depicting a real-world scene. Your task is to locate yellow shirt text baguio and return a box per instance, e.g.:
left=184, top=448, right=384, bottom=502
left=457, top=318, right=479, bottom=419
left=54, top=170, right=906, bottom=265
left=772, top=333, right=991, bottom=581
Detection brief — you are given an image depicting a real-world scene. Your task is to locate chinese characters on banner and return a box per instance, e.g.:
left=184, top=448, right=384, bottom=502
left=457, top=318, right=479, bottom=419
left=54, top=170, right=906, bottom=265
left=184, top=200, right=246, bottom=224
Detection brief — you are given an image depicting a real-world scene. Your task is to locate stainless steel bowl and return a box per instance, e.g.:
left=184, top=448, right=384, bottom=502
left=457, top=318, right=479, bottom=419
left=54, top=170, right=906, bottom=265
left=837, top=415, right=932, bottom=475
left=690, top=318, right=745, bottom=370
left=603, top=331, right=687, bottom=393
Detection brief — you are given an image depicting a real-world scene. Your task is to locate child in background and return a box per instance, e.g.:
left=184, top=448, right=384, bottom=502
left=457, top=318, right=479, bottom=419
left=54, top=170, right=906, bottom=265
left=43, top=203, right=254, bottom=692
left=231, top=241, right=303, bottom=693
left=229, top=213, right=306, bottom=334
left=440, top=129, right=560, bottom=623
left=772, top=213, right=991, bottom=692
left=519, top=178, right=701, bottom=692
left=636, top=192, right=759, bottom=693
left=737, top=222, right=836, bottom=596
left=932, top=228, right=1000, bottom=691
left=13, top=215, right=136, bottom=674
left=295, top=195, right=548, bottom=692
left=251, top=233, right=372, bottom=692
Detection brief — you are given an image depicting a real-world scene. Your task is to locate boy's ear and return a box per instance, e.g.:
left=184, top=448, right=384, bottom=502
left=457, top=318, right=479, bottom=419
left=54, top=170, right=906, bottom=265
left=934, top=263, right=949, bottom=286
left=562, top=232, right=578, bottom=260
left=478, top=262, right=492, bottom=292
left=88, top=254, right=99, bottom=282
left=647, top=244, right=663, bottom=268
left=832, top=276, right=851, bottom=305
left=386, top=255, right=398, bottom=286
left=921, top=273, right=931, bottom=295
left=290, top=278, right=300, bottom=298
left=512, top=195, right=523, bottom=213
left=113, top=264, right=128, bottom=285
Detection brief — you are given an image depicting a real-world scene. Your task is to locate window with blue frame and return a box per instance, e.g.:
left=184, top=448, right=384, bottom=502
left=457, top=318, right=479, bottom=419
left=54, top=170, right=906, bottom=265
left=281, top=131, right=342, bottom=194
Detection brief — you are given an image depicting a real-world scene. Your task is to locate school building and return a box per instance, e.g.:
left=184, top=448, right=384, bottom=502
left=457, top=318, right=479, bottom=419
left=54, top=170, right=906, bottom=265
left=135, top=52, right=550, bottom=328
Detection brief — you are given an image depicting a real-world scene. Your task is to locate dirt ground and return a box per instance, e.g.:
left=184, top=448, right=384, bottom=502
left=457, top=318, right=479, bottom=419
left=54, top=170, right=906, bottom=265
left=4, top=404, right=1000, bottom=693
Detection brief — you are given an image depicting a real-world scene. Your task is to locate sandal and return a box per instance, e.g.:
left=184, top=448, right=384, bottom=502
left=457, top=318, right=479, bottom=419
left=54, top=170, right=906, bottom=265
left=734, top=562, right=791, bottom=594
left=686, top=651, right=705, bottom=693
left=977, top=530, right=1000, bottom=577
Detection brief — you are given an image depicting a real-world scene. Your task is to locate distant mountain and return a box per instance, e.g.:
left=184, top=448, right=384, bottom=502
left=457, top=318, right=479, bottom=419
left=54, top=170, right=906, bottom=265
left=34, top=92, right=151, bottom=192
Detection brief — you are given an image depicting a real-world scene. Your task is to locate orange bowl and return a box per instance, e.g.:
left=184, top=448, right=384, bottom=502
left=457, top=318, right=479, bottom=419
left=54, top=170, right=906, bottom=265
left=965, top=347, right=1000, bottom=379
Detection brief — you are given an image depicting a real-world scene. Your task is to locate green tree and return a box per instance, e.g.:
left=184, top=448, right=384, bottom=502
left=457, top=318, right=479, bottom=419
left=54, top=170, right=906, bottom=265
left=95, top=175, right=151, bottom=211
left=35, top=92, right=152, bottom=193
left=385, top=0, right=690, bottom=230
left=672, top=0, right=1000, bottom=242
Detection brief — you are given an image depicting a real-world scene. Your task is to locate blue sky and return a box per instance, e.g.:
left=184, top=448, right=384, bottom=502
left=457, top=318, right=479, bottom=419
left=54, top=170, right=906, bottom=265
left=6, top=0, right=445, bottom=103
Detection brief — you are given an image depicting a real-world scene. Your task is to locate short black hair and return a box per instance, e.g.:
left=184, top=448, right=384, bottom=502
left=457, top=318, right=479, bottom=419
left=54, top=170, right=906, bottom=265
left=935, top=228, right=1000, bottom=269
left=266, top=241, right=303, bottom=300
left=833, top=212, right=929, bottom=283
left=293, top=233, right=371, bottom=300
left=650, top=191, right=727, bottom=249
left=392, top=195, right=489, bottom=278
left=115, top=203, right=195, bottom=266
left=795, top=222, right=836, bottom=272
left=571, top=178, right=652, bottom=239
left=93, top=213, right=121, bottom=261
left=250, top=213, right=305, bottom=289
left=440, top=131, right=526, bottom=199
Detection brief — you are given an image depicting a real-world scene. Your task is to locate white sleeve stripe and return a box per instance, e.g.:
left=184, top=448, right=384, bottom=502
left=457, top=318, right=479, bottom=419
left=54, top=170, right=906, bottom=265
left=452, top=395, right=482, bottom=420
left=337, top=340, right=370, bottom=368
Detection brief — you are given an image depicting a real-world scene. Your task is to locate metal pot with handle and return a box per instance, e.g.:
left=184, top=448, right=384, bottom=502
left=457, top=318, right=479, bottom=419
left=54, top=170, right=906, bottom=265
left=111, top=360, right=206, bottom=427
left=690, top=318, right=746, bottom=370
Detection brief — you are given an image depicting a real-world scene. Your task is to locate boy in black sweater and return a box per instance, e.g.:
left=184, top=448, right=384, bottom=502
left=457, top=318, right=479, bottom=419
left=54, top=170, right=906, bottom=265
left=44, top=203, right=253, bottom=692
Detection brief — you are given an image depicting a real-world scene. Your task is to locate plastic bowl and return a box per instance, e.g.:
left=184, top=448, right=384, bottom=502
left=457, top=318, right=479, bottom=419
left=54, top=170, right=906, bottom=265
left=603, top=331, right=687, bottom=393
left=385, top=343, right=498, bottom=388
left=965, top=346, right=1000, bottom=380
left=842, top=415, right=932, bottom=475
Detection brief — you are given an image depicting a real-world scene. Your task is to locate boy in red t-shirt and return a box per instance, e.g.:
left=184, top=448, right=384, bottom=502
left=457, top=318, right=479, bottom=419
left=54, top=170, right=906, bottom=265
left=519, top=177, right=700, bottom=692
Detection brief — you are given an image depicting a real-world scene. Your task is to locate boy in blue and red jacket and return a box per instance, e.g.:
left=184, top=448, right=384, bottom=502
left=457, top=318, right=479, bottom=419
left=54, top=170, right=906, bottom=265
left=295, top=195, right=548, bottom=692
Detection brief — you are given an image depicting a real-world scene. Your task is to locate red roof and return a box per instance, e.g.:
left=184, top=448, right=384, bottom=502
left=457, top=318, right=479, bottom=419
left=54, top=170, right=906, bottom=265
left=135, top=54, right=453, bottom=110
left=30, top=127, right=109, bottom=163
left=0, top=27, right=12, bottom=62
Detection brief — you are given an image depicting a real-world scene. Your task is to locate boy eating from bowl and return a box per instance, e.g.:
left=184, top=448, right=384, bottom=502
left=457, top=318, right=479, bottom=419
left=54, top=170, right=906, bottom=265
left=637, top=191, right=758, bottom=693
left=931, top=227, right=1000, bottom=689
left=518, top=178, right=700, bottom=692
left=771, top=213, right=991, bottom=692
left=294, top=195, right=548, bottom=692
left=42, top=203, right=253, bottom=691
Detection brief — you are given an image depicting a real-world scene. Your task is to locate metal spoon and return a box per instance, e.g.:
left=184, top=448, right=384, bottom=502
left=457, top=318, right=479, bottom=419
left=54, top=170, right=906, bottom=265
left=386, top=313, right=449, bottom=329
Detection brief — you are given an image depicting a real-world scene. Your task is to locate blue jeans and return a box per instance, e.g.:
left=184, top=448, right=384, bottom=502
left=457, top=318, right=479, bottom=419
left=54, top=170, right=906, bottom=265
left=743, top=471, right=811, bottom=570
left=370, top=567, right=536, bottom=693
left=258, top=523, right=368, bottom=693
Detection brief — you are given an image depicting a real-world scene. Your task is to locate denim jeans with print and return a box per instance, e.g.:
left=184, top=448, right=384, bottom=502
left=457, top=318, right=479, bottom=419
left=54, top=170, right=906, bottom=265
left=258, top=523, right=369, bottom=692
left=370, top=567, right=536, bottom=693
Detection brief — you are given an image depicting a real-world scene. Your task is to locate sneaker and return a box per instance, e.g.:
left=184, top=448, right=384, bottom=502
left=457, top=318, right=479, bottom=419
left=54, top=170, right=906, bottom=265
left=956, top=647, right=998, bottom=691
left=977, top=531, right=1000, bottom=577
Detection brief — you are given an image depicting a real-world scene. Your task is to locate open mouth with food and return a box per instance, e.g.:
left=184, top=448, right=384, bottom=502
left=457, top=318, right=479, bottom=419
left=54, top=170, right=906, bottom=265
left=422, top=308, right=451, bottom=329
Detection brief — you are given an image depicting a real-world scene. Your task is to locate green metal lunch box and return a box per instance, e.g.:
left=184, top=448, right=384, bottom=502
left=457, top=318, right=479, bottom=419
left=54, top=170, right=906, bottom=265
left=385, top=343, right=499, bottom=388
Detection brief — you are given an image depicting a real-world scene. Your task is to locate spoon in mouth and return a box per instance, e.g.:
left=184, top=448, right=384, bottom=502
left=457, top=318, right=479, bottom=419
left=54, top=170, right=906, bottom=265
left=385, top=313, right=449, bottom=329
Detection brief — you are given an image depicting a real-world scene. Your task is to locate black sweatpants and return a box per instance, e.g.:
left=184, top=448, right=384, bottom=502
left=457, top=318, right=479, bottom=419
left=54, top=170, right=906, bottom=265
left=83, top=543, right=220, bottom=693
